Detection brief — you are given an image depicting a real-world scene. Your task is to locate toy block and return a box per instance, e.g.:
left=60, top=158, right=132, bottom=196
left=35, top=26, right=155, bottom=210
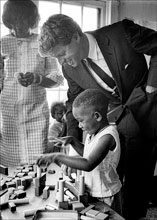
left=9, top=193, right=17, bottom=200
left=23, top=176, right=33, bottom=186
left=15, top=189, right=26, bottom=199
left=17, top=172, right=26, bottom=178
left=58, top=201, right=69, bottom=210
left=14, top=177, right=21, bottom=187
left=35, top=186, right=44, bottom=196
left=6, top=181, right=16, bottom=189
left=0, top=191, right=10, bottom=210
left=0, top=179, right=7, bottom=190
left=8, top=187, right=15, bottom=195
left=8, top=197, right=29, bottom=205
left=43, top=186, right=50, bottom=199
left=8, top=202, right=16, bottom=212
left=64, top=181, right=79, bottom=198
left=24, top=208, right=38, bottom=217
left=37, top=166, right=41, bottom=177
left=95, top=212, right=109, bottom=220
left=86, top=209, right=100, bottom=218
left=34, top=173, right=46, bottom=187
left=5, top=177, right=13, bottom=182
left=79, top=175, right=85, bottom=195
left=22, top=168, right=29, bottom=174
left=21, top=178, right=27, bottom=190
left=80, top=215, right=95, bottom=220
left=0, top=189, right=8, bottom=197
left=46, top=184, right=55, bottom=190
left=17, top=185, right=24, bottom=190
left=64, top=188, right=76, bottom=201
left=80, top=205, right=95, bottom=215
left=0, top=165, right=8, bottom=175
left=78, top=192, right=89, bottom=206
left=58, top=180, right=64, bottom=202
left=0, top=201, right=8, bottom=210
left=28, top=171, right=36, bottom=178
left=72, top=201, right=85, bottom=212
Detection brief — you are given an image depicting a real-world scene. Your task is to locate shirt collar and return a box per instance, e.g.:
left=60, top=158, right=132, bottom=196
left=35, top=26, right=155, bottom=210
left=85, top=33, right=103, bottom=61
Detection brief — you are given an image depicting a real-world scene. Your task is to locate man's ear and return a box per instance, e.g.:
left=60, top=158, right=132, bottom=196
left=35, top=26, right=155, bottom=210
left=94, top=112, right=102, bottom=121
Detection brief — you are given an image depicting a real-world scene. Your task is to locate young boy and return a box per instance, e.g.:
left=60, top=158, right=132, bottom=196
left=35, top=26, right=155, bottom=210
left=37, top=89, right=121, bottom=207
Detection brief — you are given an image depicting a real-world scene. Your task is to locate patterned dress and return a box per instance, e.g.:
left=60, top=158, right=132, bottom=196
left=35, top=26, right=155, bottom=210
left=0, top=34, right=63, bottom=166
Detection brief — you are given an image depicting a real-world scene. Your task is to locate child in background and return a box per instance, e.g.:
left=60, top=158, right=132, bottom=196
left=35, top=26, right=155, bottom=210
left=47, top=102, right=67, bottom=152
left=0, top=0, right=63, bottom=166
left=49, top=102, right=67, bottom=141
left=37, top=89, right=122, bottom=210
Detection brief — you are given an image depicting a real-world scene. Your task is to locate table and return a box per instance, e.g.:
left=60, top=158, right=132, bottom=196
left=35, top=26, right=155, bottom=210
left=0, top=163, right=125, bottom=220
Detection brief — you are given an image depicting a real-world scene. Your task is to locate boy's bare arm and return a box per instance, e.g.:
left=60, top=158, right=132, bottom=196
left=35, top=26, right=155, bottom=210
left=37, top=134, right=115, bottom=172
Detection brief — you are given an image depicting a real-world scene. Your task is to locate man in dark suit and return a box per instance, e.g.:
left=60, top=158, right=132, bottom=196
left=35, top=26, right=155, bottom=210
left=38, top=14, right=157, bottom=220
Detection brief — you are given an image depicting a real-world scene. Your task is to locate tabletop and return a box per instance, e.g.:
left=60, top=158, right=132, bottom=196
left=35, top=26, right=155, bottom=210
left=0, top=163, right=125, bottom=220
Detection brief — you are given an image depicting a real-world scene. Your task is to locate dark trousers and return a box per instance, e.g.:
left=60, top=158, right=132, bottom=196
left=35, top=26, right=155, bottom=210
left=115, top=87, right=157, bottom=220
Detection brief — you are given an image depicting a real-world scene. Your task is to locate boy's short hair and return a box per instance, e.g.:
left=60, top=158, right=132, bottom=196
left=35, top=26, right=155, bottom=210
left=50, top=102, right=66, bottom=118
left=73, top=89, right=109, bottom=116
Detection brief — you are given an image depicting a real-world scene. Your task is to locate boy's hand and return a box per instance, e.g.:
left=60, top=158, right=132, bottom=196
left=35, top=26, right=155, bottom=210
left=36, top=153, right=60, bottom=167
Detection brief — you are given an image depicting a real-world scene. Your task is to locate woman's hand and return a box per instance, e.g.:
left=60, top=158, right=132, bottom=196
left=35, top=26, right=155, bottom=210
left=17, top=72, right=34, bottom=87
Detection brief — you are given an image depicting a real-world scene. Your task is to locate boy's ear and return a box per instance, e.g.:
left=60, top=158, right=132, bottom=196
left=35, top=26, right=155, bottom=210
left=94, top=112, right=102, bottom=121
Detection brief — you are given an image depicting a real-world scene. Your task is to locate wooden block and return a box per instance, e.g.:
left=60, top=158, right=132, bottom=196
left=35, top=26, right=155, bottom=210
left=43, top=186, right=50, bottom=199
left=95, top=212, right=108, bottom=220
left=64, top=181, right=79, bottom=198
left=58, top=201, right=69, bottom=210
left=0, top=179, right=7, bottom=190
left=0, top=189, right=8, bottom=197
left=86, top=209, right=100, bottom=218
left=8, top=197, right=29, bottom=205
left=14, top=177, right=21, bottom=187
left=6, top=181, right=16, bottom=189
left=17, top=172, right=26, bottom=178
left=15, top=190, right=26, bottom=199
left=0, top=165, right=8, bottom=175
left=8, top=202, right=16, bottom=212
left=17, top=185, right=24, bottom=190
left=28, top=171, right=36, bottom=178
left=72, top=202, right=85, bottom=212
left=34, top=173, right=46, bottom=187
left=35, top=186, right=44, bottom=196
left=80, top=205, right=95, bottom=215
left=78, top=193, right=89, bottom=206
left=24, top=208, right=38, bottom=217
left=9, top=193, right=17, bottom=200
left=80, top=216, right=95, bottom=220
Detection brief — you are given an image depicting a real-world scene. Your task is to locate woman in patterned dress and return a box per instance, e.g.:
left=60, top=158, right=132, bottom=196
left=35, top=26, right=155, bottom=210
left=0, top=0, right=63, bottom=166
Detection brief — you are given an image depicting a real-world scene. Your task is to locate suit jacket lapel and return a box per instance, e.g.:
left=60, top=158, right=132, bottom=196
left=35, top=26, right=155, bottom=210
left=91, top=30, right=122, bottom=99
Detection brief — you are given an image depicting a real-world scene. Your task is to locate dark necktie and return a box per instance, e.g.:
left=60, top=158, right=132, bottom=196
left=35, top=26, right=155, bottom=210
left=86, top=58, right=116, bottom=90
left=82, top=59, right=120, bottom=103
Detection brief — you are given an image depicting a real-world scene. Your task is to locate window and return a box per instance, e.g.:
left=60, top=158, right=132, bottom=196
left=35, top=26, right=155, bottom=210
left=0, top=0, right=102, bottom=108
